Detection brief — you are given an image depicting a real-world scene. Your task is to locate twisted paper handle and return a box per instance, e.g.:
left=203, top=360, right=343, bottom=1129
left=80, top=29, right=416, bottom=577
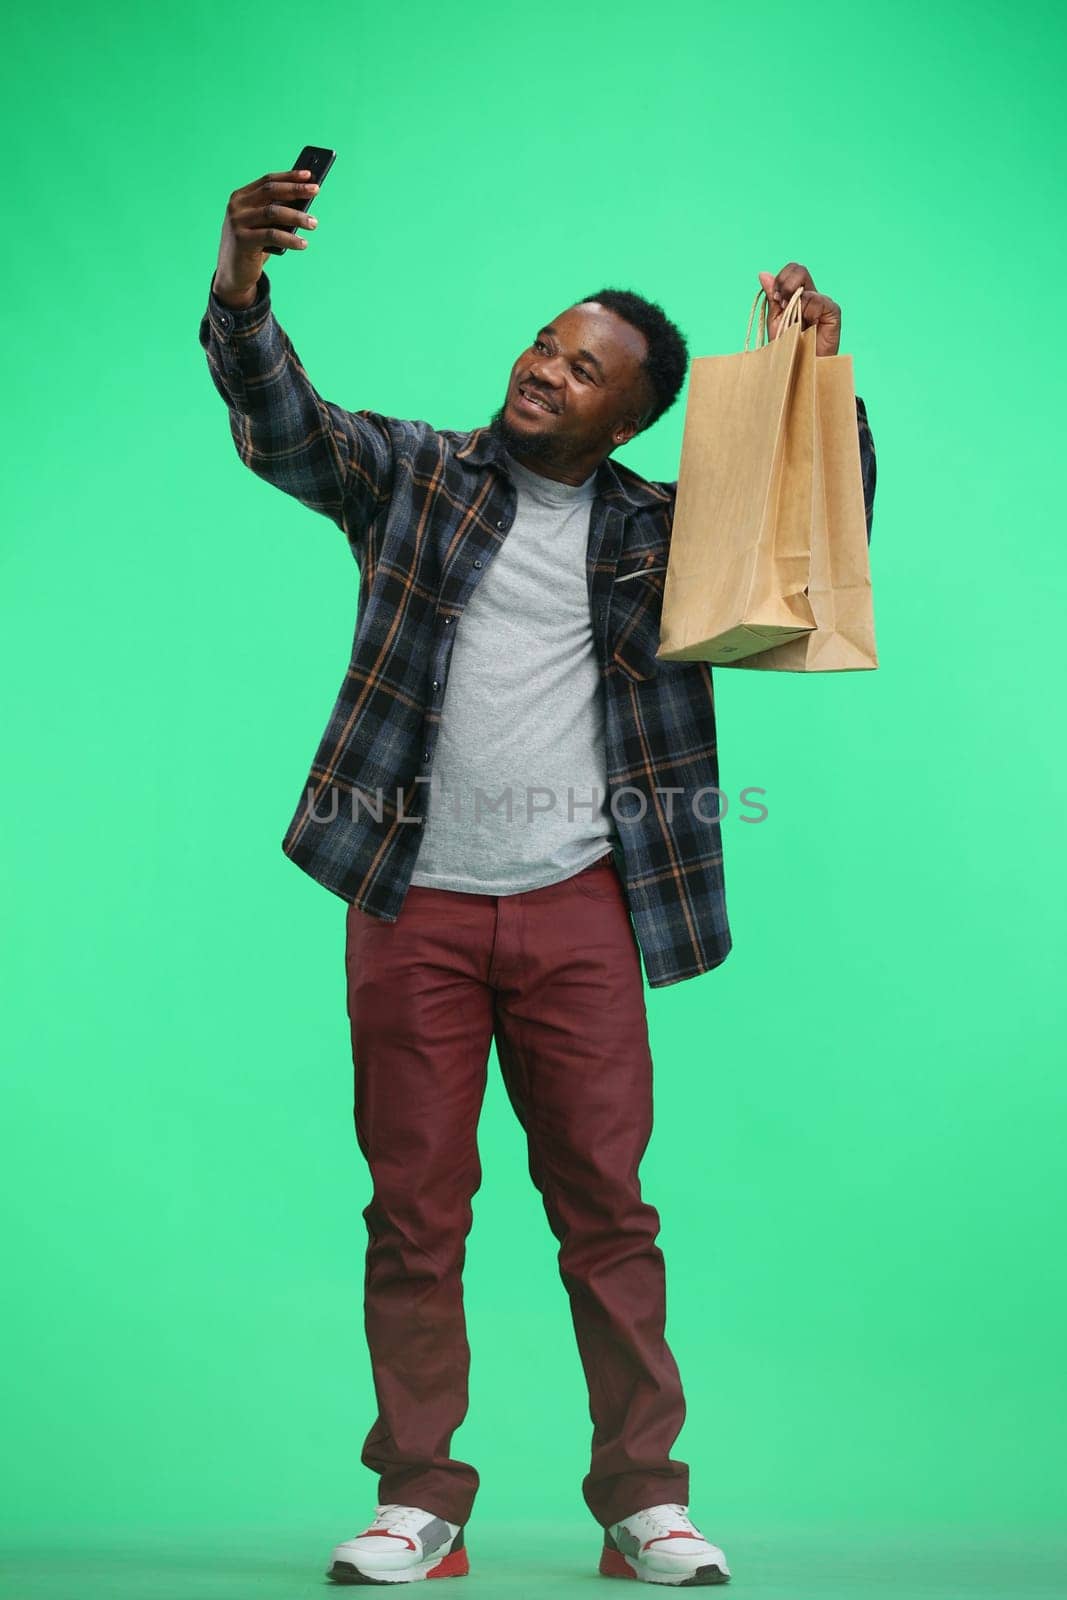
left=743, top=283, right=806, bottom=352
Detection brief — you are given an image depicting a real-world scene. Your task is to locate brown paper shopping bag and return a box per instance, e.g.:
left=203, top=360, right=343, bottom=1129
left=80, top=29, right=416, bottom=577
left=658, top=286, right=818, bottom=665
left=734, top=351, right=878, bottom=672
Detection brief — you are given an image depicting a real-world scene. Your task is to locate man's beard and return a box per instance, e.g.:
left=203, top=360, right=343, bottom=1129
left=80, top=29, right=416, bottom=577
left=487, top=401, right=579, bottom=467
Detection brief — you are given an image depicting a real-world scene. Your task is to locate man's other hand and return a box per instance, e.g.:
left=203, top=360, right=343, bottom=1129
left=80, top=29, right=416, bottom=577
left=758, top=263, right=842, bottom=357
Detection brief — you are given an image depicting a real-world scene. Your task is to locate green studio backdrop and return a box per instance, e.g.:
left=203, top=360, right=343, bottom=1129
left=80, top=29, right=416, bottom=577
left=2, top=0, right=1066, bottom=1590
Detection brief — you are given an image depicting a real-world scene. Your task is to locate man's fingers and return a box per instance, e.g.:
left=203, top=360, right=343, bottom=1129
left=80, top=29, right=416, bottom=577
left=757, top=267, right=839, bottom=352
left=229, top=186, right=320, bottom=231
left=259, top=201, right=316, bottom=229
left=236, top=224, right=309, bottom=251
left=258, top=177, right=319, bottom=200
left=773, top=262, right=816, bottom=305
left=232, top=170, right=315, bottom=201
left=233, top=198, right=316, bottom=250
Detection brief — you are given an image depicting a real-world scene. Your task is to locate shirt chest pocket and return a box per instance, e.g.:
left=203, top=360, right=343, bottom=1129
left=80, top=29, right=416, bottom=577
left=610, top=551, right=669, bottom=682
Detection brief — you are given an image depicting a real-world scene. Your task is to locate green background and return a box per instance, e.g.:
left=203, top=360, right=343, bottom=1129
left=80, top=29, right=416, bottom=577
left=3, top=0, right=1065, bottom=1594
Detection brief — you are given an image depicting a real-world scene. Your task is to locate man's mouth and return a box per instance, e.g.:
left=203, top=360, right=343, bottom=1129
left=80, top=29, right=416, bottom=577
left=514, top=384, right=558, bottom=415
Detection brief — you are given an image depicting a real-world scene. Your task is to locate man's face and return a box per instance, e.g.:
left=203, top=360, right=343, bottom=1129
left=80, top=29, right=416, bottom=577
left=489, top=302, right=652, bottom=481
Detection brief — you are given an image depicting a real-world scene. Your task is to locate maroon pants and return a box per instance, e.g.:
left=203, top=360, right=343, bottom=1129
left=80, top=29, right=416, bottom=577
left=343, top=849, right=689, bottom=1529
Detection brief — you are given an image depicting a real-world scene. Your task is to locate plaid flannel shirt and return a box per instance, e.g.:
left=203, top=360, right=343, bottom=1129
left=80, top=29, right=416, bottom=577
left=199, top=270, right=876, bottom=988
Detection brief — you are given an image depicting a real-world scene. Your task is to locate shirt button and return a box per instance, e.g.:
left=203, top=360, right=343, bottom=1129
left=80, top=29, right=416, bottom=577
left=496, top=519, right=507, bottom=530
left=443, top=617, right=452, bottom=625
left=473, top=559, right=482, bottom=569
left=422, top=749, right=430, bottom=762
left=431, top=680, right=439, bottom=691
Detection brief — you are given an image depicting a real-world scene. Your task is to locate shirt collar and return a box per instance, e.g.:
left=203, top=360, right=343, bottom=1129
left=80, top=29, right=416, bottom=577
left=453, top=425, right=671, bottom=512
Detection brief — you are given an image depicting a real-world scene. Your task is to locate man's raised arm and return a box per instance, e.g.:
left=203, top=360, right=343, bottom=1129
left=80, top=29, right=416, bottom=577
left=198, top=166, right=394, bottom=567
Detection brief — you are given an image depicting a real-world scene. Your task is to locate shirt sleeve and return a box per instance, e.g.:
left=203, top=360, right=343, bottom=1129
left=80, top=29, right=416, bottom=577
left=855, top=394, right=877, bottom=547
left=198, top=269, right=395, bottom=567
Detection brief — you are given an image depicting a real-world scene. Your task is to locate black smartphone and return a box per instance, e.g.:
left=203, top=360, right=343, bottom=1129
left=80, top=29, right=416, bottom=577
left=264, top=145, right=336, bottom=255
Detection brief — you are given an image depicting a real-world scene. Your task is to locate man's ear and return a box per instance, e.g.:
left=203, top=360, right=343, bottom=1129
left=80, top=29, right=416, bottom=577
left=620, top=376, right=655, bottom=443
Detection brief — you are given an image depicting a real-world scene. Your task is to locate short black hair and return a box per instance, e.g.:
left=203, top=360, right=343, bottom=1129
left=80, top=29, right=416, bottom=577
left=574, top=288, right=689, bottom=433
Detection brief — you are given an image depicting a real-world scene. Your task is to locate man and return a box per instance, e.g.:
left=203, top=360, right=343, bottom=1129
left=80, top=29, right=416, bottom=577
left=199, top=166, right=876, bottom=1588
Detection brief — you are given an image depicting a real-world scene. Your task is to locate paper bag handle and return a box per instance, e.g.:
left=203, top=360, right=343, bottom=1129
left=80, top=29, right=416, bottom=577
left=744, top=284, right=806, bottom=352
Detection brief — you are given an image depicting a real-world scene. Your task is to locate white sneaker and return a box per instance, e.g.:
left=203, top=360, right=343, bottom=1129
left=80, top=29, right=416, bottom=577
left=327, top=1502, right=468, bottom=1584
left=600, top=1502, right=731, bottom=1585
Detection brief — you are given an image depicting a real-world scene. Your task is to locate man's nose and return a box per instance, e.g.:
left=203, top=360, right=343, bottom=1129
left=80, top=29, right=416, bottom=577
left=526, top=353, right=565, bottom=390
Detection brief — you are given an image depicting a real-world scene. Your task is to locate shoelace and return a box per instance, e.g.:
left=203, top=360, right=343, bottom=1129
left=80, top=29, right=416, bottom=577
left=639, top=1503, right=701, bottom=1540
left=361, top=1504, right=428, bottom=1539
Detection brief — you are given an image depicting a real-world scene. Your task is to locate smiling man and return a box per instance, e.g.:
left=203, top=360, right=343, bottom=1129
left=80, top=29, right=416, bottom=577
left=200, top=167, right=876, bottom=1589
left=493, top=297, right=656, bottom=479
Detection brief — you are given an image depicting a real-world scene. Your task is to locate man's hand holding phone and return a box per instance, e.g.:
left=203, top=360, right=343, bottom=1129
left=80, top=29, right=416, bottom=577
left=211, top=168, right=322, bottom=310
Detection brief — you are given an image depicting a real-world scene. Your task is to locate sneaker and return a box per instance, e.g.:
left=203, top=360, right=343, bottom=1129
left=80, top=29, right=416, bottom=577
left=327, top=1503, right=469, bottom=1584
left=600, top=1502, right=731, bottom=1586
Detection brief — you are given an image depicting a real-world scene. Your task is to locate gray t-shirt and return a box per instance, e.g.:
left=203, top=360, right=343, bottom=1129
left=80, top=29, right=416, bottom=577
left=409, top=450, right=617, bottom=894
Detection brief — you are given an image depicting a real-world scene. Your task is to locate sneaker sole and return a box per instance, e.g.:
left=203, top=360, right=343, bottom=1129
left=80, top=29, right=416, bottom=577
left=599, top=1547, right=730, bottom=1586
left=328, top=1546, right=470, bottom=1584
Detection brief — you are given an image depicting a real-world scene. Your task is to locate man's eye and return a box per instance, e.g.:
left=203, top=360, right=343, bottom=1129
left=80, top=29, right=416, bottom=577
left=574, top=365, right=591, bottom=381
left=533, top=339, right=547, bottom=352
